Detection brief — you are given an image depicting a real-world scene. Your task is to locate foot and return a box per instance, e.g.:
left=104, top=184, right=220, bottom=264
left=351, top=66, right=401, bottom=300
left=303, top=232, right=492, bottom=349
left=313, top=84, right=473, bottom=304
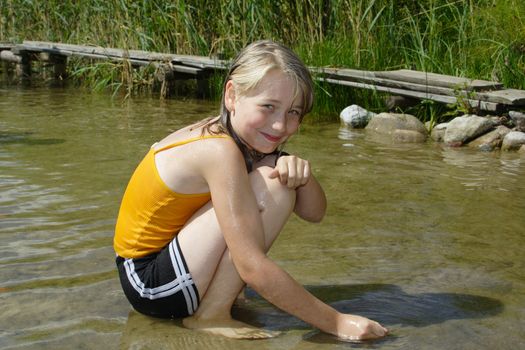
left=182, top=315, right=280, bottom=339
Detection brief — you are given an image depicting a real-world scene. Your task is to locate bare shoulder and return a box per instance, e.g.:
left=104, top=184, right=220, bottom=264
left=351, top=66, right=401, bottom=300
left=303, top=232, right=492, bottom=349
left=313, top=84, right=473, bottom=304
left=195, top=136, right=245, bottom=175
left=153, top=123, right=244, bottom=194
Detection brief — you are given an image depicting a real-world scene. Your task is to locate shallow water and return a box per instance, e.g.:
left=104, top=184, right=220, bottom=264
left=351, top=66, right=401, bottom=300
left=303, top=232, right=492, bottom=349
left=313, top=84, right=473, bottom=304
left=0, top=85, right=524, bottom=349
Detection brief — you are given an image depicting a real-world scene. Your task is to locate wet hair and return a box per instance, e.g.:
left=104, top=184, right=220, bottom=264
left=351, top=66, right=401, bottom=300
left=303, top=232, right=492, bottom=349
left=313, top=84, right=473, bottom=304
left=200, top=40, right=314, bottom=172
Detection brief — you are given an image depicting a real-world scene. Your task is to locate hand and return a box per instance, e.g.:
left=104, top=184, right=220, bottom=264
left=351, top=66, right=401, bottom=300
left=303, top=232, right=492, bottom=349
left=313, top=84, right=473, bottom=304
left=336, top=314, right=388, bottom=341
left=268, top=155, right=311, bottom=189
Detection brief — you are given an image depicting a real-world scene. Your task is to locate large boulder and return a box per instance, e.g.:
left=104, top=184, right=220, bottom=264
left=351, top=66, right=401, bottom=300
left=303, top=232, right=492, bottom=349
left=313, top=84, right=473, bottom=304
left=393, top=129, right=427, bottom=143
left=502, top=131, right=525, bottom=151
left=468, top=125, right=511, bottom=151
left=443, top=115, right=494, bottom=146
left=365, top=113, right=427, bottom=143
left=340, top=105, right=376, bottom=128
left=509, top=111, right=525, bottom=132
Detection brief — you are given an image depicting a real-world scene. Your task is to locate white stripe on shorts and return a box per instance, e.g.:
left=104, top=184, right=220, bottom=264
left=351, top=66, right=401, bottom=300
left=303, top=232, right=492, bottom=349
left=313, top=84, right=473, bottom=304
left=123, top=241, right=197, bottom=314
left=169, top=239, right=198, bottom=315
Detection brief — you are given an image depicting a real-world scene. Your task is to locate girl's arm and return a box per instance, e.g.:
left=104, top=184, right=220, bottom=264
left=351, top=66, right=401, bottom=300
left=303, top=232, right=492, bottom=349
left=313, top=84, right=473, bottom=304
left=199, top=140, right=386, bottom=340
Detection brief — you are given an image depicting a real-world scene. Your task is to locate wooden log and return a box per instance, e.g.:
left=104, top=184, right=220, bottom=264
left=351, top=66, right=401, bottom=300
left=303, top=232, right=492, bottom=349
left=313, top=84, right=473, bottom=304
left=320, top=77, right=503, bottom=112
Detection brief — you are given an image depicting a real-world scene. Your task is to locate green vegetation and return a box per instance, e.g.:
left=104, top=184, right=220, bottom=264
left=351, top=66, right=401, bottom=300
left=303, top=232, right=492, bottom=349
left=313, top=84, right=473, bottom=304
left=1, top=0, right=524, bottom=121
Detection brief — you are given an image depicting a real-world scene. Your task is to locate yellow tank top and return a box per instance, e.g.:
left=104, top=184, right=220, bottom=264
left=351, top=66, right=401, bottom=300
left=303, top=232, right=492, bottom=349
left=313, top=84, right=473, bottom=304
left=114, top=135, right=228, bottom=258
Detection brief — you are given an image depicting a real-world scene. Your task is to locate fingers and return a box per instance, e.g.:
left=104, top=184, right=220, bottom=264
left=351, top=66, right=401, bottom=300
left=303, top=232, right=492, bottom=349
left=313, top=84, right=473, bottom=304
left=338, top=315, right=388, bottom=341
left=272, top=155, right=310, bottom=188
left=268, top=168, right=279, bottom=179
left=361, top=321, right=388, bottom=340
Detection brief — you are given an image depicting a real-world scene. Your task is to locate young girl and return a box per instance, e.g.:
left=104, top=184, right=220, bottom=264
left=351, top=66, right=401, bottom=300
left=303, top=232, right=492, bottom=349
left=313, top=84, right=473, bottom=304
left=114, top=40, right=388, bottom=341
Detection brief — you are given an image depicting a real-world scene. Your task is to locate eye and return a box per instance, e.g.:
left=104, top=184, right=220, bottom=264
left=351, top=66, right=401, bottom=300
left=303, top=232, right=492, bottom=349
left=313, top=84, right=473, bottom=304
left=264, top=104, right=274, bottom=111
left=288, top=109, right=301, bottom=117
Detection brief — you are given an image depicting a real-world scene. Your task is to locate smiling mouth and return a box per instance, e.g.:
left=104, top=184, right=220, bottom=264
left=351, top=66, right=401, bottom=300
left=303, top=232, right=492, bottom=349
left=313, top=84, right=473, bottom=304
left=261, top=132, right=282, bottom=143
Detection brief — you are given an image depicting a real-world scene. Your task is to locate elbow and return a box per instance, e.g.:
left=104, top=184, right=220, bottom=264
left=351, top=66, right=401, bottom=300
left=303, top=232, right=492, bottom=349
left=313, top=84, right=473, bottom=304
left=303, top=209, right=326, bottom=223
left=240, top=271, right=264, bottom=290
left=308, top=211, right=325, bottom=223
left=237, top=257, right=280, bottom=294
left=295, top=200, right=327, bottom=223
left=235, top=254, right=268, bottom=288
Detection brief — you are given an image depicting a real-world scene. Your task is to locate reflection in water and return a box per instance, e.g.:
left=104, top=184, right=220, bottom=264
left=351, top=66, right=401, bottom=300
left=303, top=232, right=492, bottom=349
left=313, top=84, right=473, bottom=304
left=0, top=131, right=65, bottom=145
left=234, top=284, right=503, bottom=329
left=119, top=284, right=503, bottom=349
left=0, top=87, right=524, bottom=349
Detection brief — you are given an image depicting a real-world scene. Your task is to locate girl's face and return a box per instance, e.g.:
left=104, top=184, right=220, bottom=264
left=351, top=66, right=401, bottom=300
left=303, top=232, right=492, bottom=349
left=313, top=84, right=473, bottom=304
left=226, top=69, right=303, bottom=154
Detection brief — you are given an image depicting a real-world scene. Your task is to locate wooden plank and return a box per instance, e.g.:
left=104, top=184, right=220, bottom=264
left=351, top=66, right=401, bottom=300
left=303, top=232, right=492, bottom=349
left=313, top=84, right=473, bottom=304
left=10, top=41, right=522, bottom=108
left=375, top=69, right=503, bottom=91
left=168, top=64, right=202, bottom=75
left=320, top=77, right=503, bottom=112
left=0, top=43, right=14, bottom=51
left=313, top=67, right=523, bottom=106
left=478, top=89, right=525, bottom=106
left=315, top=67, right=503, bottom=91
left=17, top=43, right=204, bottom=75
left=20, top=41, right=228, bottom=70
left=21, top=41, right=172, bottom=60
left=315, top=67, right=457, bottom=94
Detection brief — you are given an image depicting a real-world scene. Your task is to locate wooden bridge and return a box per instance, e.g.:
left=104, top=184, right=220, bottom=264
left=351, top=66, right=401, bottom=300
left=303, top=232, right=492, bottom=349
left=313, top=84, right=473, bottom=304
left=1, top=41, right=524, bottom=113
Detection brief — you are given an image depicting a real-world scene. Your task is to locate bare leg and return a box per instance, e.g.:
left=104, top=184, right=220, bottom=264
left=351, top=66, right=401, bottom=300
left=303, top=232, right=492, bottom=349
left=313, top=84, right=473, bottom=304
left=177, top=166, right=296, bottom=339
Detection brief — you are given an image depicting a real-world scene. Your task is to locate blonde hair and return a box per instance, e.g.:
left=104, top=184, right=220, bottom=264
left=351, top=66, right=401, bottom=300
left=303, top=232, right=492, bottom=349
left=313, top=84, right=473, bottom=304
left=204, top=40, right=314, bottom=171
left=220, top=40, right=314, bottom=118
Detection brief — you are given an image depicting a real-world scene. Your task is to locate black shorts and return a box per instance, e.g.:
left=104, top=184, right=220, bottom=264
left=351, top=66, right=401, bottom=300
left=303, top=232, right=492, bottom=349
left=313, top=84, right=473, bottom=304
left=116, top=237, right=200, bottom=319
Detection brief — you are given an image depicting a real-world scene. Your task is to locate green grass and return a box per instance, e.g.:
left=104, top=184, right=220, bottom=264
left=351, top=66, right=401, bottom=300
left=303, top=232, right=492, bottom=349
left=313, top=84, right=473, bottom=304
left=1, top=0, right=524, bottom=121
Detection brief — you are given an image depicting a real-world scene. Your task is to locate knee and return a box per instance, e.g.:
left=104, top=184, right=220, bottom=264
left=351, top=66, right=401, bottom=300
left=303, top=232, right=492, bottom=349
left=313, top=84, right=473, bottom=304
left=250, top=166, right=296, bottom=211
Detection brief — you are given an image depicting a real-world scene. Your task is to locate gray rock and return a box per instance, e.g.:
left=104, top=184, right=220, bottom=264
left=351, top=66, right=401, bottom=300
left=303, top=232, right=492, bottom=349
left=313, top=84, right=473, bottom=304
left=488, top=116, right=503, bottom=126
left=502, top=131, right=525, bottom=151
left=340, top=105, right=376, bottom=128
left=443, top=115, right=494, bottom=146
left=365, top=112, right=428, bottom=143
left=509, top=111, right=525, bottom=132
left=393, top=129, right=428, bottom=143
left=468, top=125, right=511, bottom=151
left=430, top=122, right=448, bottom=142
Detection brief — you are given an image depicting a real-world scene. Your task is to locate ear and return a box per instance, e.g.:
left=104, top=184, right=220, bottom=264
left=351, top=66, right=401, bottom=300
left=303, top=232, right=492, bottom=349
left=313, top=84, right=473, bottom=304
left=224, top=80, right=236, bottom=112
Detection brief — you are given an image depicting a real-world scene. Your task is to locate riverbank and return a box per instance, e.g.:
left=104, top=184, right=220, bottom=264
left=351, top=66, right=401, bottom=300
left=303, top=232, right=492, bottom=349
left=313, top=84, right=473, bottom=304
left=1, top=0, right=524, bottom=121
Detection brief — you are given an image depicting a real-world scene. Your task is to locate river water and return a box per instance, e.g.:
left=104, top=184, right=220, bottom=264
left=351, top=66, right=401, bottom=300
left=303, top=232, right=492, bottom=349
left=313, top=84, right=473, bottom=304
left=1, top=85, right=524, bottom=349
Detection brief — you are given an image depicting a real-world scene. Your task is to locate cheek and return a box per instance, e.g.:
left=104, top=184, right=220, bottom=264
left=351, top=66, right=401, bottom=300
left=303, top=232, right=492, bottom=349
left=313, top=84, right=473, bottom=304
left=286, top=119, right=300, bottom=134
left=246, top=112, right=268, bottom=129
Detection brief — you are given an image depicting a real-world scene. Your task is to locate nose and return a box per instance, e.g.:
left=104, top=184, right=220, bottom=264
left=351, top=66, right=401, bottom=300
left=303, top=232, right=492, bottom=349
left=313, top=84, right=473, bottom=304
left=271, top=112, right=286, bottom=133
